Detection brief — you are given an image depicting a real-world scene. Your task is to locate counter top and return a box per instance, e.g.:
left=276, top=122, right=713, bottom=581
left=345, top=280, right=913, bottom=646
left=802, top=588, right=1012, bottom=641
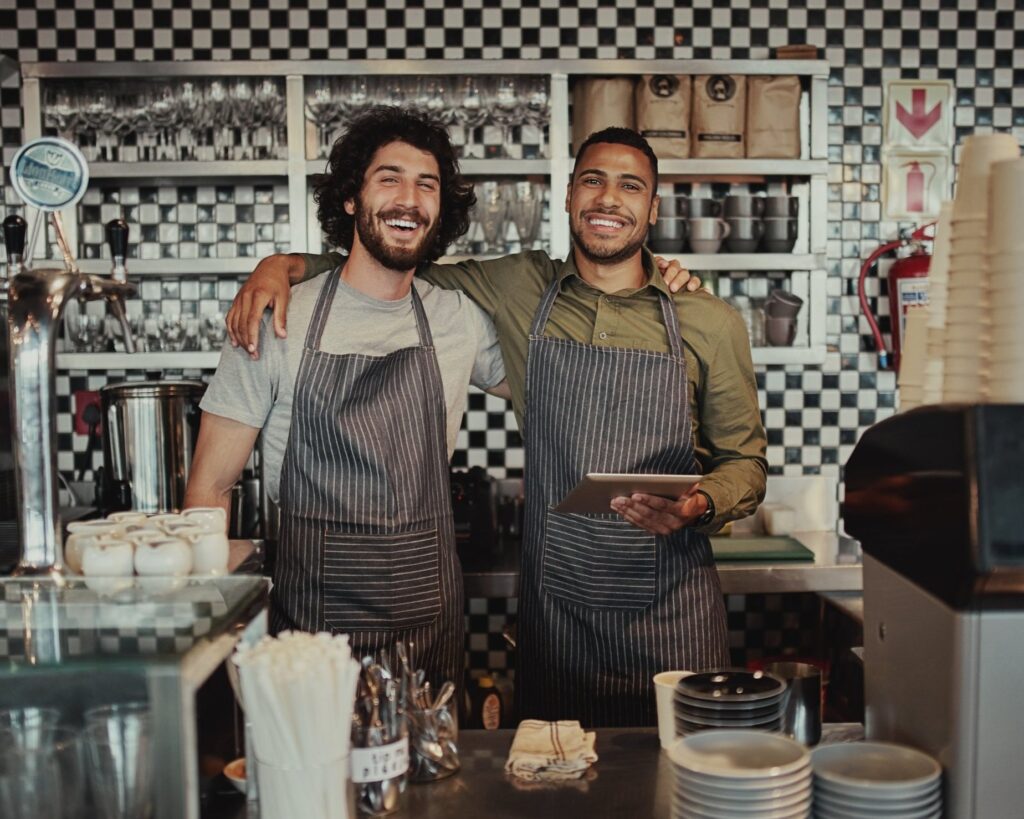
left=459, top=531, right=863, bottom=597
left=205, top=724, right=865, bottom=819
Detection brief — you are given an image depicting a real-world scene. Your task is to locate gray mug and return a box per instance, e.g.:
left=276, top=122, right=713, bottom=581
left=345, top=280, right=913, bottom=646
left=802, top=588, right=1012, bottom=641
left=648, top=217, right=688, bottom=254
left=764, top=195, right=799, bottom=218
left=762, top=217, right=799, bottom=253
left=658, top=196, right=690, bottom=220
left=765, top=316, right=798, bottom=346
left=687, top=197, right=722, bottom=218
left=724, top=195, right=766, bottom=218
left=688, top=217, right=731, bottom=254
left=765, top=289, right=803, bottom=319
left=725, top=217, right=765, bottom=253
left=765, top=661, right=822, bottom=745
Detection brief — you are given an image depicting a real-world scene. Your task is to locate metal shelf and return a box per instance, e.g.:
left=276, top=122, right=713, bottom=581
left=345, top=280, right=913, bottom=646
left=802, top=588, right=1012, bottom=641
left=656, top=159, right=828, bottom=177
left=751, top=346, right=828, bottom=366
left=76, top=258, right=256, bottom=276
left=88, top=161, right=289, bottom=179
left=306, top=158, right=551, bottom=176
left=653, top=254, right=821, bottom=271
left=57, top=352, right=220, bottom=370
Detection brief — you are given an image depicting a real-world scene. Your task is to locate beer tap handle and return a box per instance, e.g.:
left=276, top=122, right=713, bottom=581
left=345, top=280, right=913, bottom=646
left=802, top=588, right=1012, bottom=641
left=3, top=214, right=27, bottom=281
left=106, top=218, right=129, bottom=282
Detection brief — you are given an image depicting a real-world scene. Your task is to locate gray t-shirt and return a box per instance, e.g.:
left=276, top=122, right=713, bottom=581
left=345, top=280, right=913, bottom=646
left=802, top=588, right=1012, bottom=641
left=201, top=272, right=505, bottom=502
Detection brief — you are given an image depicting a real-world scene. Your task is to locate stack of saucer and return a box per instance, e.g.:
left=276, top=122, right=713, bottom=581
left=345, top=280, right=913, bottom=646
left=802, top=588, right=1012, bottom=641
left=669, top=730, right=812, bottom=818
left=811, top=741, right=942, bottom=818
left=986, top=156, right=1024, bottom=402
left=673, top=669, right=785, bottom=736
left=944, top=133, right=1020, bottom=402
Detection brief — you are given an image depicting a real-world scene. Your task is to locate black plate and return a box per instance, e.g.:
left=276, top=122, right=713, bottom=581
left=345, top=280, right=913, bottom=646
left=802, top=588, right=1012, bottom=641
left=676, top=669, right=786, bottom=702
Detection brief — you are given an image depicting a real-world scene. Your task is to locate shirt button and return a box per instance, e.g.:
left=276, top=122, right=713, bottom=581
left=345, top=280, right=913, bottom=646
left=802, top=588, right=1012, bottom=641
left=599, top=332, right=608, bottom=340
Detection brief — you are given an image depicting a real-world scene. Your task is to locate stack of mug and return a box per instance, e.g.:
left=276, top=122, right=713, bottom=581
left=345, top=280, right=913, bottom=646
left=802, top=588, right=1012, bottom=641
left=64, top=507, right=231, bottom=594
left=647, top=194, right=799, bottom=254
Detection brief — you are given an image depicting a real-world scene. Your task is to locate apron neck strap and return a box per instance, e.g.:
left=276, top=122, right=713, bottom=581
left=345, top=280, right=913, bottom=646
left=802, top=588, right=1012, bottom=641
left=530, top=273, right=684, bottom=358
left=305, top=268, right=434, bottom=349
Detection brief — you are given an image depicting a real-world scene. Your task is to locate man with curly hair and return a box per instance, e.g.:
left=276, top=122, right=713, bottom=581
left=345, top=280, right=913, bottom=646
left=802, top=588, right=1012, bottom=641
left=184, top=108, right=507, bottom=688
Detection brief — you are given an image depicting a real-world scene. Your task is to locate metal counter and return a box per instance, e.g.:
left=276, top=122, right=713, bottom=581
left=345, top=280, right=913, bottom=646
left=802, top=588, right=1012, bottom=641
left=460, top=531, right=863, bottom=598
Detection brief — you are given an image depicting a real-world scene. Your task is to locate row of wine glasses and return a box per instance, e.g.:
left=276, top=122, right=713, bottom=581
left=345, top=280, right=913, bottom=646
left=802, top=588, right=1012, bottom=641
left=450, top=181, right=547, bottom=256
left=305, top=75, right=550, bottom=160
left=44, top=79, right=288, bottom=163
left=64, top=307, right=227, bottom=353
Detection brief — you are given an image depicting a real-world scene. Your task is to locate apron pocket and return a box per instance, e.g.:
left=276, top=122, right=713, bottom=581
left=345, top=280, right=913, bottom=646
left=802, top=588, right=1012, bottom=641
left=541, top=509, right=657, bottom=610
left=322, top=528, right=442, bottom=632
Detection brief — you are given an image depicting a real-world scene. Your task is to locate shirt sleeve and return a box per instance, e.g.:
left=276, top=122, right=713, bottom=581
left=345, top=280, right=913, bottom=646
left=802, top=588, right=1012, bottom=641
left=693, top=306, right=769, bottom=530
left=300, top=251, right=344, bottom=279
left=464, top=297, right=506, bottom=390
left=199, top=317, right=279, bottom=430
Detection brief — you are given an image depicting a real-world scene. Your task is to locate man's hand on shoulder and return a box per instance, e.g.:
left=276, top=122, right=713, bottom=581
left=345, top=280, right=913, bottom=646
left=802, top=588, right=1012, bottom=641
left=226, top=253, right=303, bottom=359
left=654, top=256, right=702, bottom=294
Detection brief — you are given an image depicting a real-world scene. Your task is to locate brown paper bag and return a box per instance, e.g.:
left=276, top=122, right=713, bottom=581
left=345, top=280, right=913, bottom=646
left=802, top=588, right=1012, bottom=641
left=691, top=75, right=747, bottom=158
left=635, top=75, right=691, bottom=159
left=572, top=78, right=635, bottom=155
left=747, top=76, right=802, bottom=158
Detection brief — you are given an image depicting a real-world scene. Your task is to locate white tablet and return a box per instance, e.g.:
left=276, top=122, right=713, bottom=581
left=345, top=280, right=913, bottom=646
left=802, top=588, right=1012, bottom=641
left=554, top=473, right=703, bottom=514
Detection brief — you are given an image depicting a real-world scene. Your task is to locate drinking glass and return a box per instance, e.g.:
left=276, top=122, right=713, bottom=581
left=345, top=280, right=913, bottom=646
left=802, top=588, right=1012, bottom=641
left=83, top=705, right=153, bottom=819
left=474, top=182, right=510, bottom=254
left=0, top=726, right=86, bottom=819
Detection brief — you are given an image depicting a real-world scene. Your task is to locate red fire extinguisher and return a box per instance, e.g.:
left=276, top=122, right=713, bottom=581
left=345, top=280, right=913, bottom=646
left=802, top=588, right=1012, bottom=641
left=857, top=222, right=935, bottom=371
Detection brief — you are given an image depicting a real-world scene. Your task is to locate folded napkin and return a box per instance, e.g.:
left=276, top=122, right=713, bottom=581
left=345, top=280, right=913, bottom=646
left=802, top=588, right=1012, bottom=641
left=505, top=720, right=598, bottom=781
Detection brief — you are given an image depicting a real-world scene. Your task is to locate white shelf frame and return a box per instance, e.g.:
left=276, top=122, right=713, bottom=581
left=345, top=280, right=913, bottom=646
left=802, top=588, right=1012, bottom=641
left=21, top=58, right=831, bottom=367
left=57, top=352, right=220, bottom=370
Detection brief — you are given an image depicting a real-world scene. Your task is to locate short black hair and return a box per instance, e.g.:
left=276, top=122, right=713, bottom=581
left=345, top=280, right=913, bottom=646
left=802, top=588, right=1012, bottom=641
left=312, top=107, right=476, bottom=261
left=574, top=127, right=659, bottom=188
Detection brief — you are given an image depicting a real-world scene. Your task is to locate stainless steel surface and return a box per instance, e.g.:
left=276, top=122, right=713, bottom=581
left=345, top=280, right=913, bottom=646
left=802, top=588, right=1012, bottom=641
left=461, top=531, right=862, bottom=598
left=100, top=380, right=205, bottom=514
left=8, top=261, right=134, bottom=574
left=864, top=555, right=1023, bottom=819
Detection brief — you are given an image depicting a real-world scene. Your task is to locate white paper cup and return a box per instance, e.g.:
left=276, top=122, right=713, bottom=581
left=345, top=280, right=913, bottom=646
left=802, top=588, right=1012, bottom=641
left=948, top=237, right=989, bottom=256
left=954, top=133, right=1021, bottom=218
left=653, top=670, right=693, bottom=749
left=990, top=157, right=1024, bottom=251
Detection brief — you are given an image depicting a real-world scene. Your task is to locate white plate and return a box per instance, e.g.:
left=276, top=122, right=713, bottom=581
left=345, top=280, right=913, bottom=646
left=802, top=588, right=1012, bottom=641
left=814, top=785, right=941, bottom=814
left=669, top=731, right=810, bottom=781
left=677, top=764, right=811, bottom=792
left=673, top=793, right=810, bottom=819
left=810, top=742, right=941, bottom=792
left=813, top=796, right=940, bottom=819
left=677, top=773, right=812, bottom=802
left=676, top=780, right=812, bottom=812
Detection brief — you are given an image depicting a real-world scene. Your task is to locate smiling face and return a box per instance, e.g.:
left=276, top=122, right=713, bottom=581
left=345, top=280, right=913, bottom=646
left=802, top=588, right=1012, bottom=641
left=345, top=140, right=443, bottom=272
left=567, top=142, right=659, bottom=266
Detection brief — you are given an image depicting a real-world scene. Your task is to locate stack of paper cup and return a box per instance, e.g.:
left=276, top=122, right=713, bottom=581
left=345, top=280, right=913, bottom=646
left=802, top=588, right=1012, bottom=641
left=944, top=134, right=1020, bottom=402
left=987, top=155, right=1024, bottom=403
left=921, top=202, right=952, bottom=404
left=897, top=307, right=929, bottom=411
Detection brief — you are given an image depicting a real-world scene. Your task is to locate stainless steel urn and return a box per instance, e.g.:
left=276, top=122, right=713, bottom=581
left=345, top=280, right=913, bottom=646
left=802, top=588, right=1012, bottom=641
left=100, top=380, right=206, bottom=513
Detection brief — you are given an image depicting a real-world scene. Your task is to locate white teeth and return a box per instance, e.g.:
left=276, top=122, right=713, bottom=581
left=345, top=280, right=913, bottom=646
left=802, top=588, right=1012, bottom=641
left=384, top=219, right=419, bottom=229
left=588, top=217, right=623, bottom=228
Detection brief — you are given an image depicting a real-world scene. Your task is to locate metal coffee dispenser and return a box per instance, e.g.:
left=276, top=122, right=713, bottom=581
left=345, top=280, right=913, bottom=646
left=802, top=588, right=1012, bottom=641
left=845, top=404, right=1024, bottom=818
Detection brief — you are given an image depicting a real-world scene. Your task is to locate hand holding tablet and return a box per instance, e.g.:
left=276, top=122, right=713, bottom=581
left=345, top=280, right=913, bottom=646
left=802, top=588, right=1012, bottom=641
left=555, top=473, right=704, bottom=514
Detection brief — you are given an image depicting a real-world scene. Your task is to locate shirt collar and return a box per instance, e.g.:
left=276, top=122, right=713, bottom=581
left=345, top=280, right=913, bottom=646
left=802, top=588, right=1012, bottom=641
left=557, top=247, right=672, bottom=297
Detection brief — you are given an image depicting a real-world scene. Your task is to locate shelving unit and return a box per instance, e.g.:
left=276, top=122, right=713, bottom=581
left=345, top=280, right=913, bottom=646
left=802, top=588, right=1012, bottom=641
left=21, top=58, right=830, bottom=368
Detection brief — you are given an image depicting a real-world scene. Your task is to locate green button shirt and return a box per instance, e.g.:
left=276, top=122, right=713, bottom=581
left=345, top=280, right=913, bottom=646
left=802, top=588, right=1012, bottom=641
left=303, top=249, right=767, bottom=527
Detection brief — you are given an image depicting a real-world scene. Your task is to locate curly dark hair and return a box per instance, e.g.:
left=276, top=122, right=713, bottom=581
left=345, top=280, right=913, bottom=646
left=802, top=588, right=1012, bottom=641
left=312, top=107, right=476, bottom=261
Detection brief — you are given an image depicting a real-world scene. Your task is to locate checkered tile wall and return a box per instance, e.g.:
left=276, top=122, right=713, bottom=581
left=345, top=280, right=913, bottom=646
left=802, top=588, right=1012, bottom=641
left=2, top=0, right=1023, bottom=499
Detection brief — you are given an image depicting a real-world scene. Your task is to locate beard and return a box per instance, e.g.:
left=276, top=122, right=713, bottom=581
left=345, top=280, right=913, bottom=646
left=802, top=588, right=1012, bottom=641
left=570, top=210, right=647, bottom=266
left=354, top=203, right=440, bottom=271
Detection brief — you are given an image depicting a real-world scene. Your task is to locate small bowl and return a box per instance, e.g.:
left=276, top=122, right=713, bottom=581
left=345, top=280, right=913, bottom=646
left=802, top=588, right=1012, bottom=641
left=224, top=757, right=246, bottom=794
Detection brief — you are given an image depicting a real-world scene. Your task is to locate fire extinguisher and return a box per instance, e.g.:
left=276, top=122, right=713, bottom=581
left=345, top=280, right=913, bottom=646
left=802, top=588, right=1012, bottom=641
left=857, top=222, right=935, bottom=371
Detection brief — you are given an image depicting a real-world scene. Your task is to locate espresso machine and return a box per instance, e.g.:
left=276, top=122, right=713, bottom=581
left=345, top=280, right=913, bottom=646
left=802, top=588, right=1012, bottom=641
left=845, top=404, right=1024, bottom=818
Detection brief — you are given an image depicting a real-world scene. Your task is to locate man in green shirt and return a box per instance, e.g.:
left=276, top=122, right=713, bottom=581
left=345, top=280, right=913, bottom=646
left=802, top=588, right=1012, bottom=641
left=227, top=127, right=767, bottom=726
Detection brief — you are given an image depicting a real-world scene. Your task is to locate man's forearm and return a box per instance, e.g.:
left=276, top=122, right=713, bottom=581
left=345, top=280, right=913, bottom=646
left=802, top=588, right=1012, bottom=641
left=183, top=482, right=233, bottom=521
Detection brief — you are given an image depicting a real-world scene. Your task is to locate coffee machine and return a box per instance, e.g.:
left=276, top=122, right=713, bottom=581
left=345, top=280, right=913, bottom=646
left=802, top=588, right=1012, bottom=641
left=845, top=404, right=1024, bottom=818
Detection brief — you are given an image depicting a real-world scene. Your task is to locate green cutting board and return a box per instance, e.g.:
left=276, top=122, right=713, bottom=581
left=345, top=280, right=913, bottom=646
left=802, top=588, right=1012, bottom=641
left=711, top=535, right=815, bottom=562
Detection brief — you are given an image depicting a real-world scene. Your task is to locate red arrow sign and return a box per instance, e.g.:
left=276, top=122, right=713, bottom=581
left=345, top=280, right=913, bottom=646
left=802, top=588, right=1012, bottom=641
left=896, top=89, right=942, bottom=140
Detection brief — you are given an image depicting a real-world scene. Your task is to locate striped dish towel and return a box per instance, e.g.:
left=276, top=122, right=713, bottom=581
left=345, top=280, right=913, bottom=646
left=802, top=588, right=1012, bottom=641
left=505, top=720, right=598, bottom=781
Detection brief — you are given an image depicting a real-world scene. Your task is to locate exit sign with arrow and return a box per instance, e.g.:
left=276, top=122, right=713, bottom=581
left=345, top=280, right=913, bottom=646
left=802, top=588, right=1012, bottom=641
left=885, top=80, right=953, bottom=148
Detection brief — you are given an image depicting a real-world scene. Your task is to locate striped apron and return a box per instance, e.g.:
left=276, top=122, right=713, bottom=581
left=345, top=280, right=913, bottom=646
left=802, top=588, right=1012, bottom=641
left=517, top=277, right=729, bottom=727
left=271, top=270, right=462, bottom=690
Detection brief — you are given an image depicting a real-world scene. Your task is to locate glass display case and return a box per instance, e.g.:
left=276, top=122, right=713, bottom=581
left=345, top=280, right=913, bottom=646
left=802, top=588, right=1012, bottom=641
left=0, top=574, right=268, bottom=819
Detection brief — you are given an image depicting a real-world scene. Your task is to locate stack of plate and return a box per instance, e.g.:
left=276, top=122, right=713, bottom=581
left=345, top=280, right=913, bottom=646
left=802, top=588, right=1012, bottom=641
left=673, top=669, right=786, bottom=735
left=669, top=729, right=812, bottom=819
left=811, top=742, right=943, bottom=818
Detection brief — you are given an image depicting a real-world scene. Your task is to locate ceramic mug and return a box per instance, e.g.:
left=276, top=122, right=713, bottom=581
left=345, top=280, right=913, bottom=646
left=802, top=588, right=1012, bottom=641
left=65, top=521, right=123, bottom=574
left=182, top=507, right=228, bottom=532
left=81, top=537, right=135, bottom=577
left=175, top=525, right=230, bottom=575
left=134, top=537, right=193, bottom=577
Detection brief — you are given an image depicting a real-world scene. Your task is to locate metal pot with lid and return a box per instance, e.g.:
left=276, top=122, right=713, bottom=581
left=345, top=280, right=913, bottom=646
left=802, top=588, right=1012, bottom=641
left=100, top=379, right=206, bottom=513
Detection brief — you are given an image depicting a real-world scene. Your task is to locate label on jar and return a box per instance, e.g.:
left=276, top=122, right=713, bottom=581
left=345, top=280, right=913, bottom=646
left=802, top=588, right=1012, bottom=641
left=350, top=737, right=409, bottom=783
